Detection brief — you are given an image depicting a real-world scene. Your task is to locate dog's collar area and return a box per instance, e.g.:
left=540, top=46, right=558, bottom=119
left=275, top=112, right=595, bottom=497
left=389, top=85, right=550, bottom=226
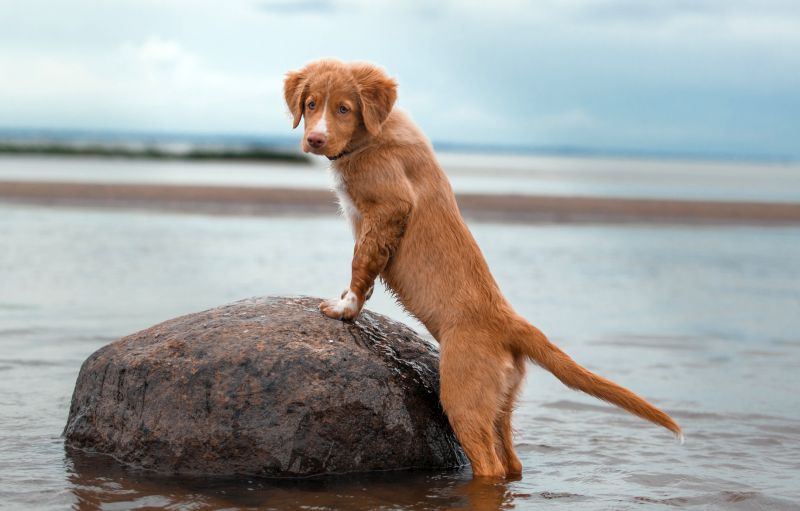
left=326, top=150, right=350, bottom=161
left=327, top=139, right=372, bottom=161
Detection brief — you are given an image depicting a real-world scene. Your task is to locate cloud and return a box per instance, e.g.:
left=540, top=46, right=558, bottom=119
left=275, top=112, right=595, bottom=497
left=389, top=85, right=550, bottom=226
left=0, top=34, right=286, bottom=133
left=541, top=108, right=596, bottom=130
left=0, top=0, right=797, bottom=156
left=258, top=0, right=337, bottom=14
left=122, top=37, right=198, bottom=67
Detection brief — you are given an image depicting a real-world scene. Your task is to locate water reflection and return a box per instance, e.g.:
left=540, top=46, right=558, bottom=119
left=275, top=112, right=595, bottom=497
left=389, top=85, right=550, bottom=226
left=455, top=477, right=518, bottom=511
left=65, top=447, right=517, bottom=510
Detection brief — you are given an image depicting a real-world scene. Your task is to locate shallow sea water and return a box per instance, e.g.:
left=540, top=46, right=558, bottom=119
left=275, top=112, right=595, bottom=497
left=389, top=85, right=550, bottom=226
left=1, top=204, right=799, bottom=510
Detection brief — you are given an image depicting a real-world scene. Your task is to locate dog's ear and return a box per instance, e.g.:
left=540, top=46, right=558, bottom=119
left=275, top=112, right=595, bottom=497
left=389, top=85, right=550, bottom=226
left=284, top=68, right=308, bottom=129
left=349, top=63, right=397, bottom=136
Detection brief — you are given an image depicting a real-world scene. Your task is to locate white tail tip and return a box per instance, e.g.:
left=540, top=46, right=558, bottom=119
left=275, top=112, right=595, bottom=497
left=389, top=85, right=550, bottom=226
left=676, top=432, right=685, bottom=445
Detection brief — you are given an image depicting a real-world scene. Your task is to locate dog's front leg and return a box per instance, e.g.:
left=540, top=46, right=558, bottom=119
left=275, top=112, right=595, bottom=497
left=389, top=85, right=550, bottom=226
left=320, top=201, right=412, bottom=321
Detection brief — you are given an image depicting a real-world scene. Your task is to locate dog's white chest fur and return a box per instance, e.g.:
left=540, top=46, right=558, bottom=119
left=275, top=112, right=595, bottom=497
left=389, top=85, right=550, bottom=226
left=329, top=169, right=361, bottom=235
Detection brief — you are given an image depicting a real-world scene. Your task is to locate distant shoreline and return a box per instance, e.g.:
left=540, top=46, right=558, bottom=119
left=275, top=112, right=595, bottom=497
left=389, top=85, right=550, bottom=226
left=0, top=142, right=310, bottom=164
left=2, top=180, right=799, bottom=225
left=1, top=127, right=795, bottom=164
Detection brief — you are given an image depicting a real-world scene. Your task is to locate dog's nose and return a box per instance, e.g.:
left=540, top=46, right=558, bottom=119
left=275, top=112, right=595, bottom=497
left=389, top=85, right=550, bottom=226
left=307, top=132, right=327, bottom=149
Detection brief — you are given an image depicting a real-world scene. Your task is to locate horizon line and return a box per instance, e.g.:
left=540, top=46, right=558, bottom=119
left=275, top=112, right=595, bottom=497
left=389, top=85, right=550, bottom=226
left=0, top=126, right=795, bottom=165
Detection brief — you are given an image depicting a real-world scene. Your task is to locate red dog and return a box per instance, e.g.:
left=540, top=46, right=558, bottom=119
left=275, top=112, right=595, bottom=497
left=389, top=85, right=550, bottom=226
left=284, top=59, right=682, bottom=478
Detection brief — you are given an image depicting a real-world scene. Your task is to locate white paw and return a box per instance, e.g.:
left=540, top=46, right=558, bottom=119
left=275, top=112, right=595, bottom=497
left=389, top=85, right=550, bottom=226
left=320, top=289, right=360, bottom=320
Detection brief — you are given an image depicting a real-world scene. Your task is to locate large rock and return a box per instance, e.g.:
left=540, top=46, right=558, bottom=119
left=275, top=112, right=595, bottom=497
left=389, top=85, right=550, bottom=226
left=63, top=296, right=466, bottom=476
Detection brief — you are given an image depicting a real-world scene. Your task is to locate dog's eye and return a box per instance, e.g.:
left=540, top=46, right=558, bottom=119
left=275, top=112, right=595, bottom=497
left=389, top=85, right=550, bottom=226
left=338, top=105, right=350, bottom=114
left=308, top=101, right=316, bottom=110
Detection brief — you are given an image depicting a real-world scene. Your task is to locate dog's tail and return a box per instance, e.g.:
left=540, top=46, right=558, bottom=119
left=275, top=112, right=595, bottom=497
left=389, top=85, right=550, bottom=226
left=512, top=318, right=682, bottom=441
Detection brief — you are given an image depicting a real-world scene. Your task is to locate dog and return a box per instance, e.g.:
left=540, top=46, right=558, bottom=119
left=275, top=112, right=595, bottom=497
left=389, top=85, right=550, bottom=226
left=283, top=59, right=682, bottom=478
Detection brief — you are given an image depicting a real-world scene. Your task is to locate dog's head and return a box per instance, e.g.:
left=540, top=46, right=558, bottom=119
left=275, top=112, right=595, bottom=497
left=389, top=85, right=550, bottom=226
left=284, top=59, right=397, bottom=158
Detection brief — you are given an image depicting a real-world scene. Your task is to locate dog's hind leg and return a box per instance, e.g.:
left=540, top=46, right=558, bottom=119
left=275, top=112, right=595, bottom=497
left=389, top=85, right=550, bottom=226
left=494, top=356, right=525, bottom=476
left=440, top=337, right=508, bottom=478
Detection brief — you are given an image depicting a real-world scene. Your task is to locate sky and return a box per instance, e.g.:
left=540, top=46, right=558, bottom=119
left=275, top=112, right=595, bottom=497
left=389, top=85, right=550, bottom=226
left=0, top=0, right=798, bottom=159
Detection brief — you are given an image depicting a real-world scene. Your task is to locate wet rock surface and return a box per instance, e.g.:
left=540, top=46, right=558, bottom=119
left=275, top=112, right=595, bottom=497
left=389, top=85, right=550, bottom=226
left=63, top=296, right=466, bottom=477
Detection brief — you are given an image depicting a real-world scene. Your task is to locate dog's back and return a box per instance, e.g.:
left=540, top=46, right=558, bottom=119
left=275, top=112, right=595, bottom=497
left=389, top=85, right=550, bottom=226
left=285, top=59, right=681, bottom=477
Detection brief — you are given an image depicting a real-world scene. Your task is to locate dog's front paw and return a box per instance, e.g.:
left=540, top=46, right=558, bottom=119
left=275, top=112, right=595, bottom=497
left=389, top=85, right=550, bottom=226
left=319, top=289, right=362, bottom=321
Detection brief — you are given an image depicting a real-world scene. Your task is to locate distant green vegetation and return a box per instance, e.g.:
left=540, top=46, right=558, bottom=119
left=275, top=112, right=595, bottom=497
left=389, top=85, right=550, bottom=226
left=0, top=141, right=310, bottom=164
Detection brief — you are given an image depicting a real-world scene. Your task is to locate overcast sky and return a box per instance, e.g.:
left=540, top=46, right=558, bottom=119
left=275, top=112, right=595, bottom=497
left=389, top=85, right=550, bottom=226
left=1, top=0, right=798, bottom=158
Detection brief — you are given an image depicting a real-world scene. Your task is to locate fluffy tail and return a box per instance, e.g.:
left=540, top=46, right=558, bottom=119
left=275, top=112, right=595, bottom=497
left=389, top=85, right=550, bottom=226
left=514, top=320, right=682, bottom=440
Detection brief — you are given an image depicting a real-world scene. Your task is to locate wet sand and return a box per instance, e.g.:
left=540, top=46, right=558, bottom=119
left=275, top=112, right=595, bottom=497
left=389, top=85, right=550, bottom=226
left=2, top=179, right=800, bottom=225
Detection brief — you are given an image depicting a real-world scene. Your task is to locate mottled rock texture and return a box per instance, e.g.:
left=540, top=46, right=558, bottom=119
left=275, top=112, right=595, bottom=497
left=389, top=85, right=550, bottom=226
left=63, top=296, right=466, bottom=477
